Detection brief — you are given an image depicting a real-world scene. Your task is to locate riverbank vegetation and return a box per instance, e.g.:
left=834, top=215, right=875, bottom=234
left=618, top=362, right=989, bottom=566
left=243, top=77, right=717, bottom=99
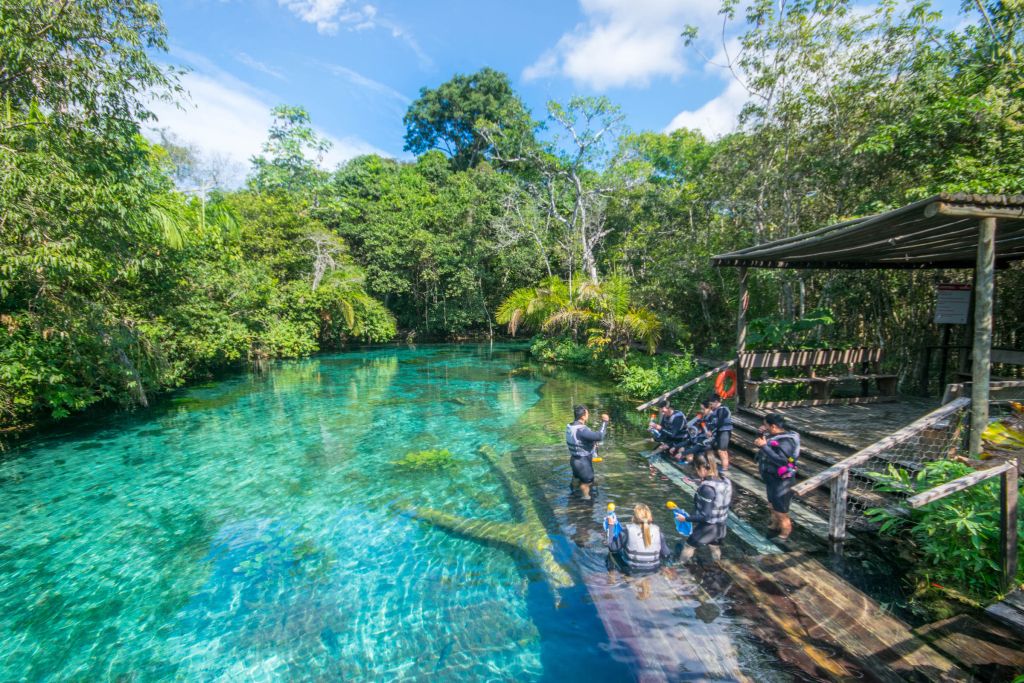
left=3, top=0, right=1023, bottom=430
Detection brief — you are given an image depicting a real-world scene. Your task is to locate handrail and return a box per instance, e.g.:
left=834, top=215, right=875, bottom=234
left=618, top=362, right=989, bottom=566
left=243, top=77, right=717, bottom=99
left=792, top=398, right=971, bottom=496
left=635, top=359, right=736, bottom=412
left=905, top=461, right=1014, bottom=508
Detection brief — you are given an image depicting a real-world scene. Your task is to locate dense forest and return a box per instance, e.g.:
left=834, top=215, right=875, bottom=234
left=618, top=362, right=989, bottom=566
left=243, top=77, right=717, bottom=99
left=2, top=0, right=1023, bottom=431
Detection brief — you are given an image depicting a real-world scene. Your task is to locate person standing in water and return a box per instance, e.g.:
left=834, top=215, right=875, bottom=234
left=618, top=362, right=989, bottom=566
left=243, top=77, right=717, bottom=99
left=607, top=503, right=671, bottom=574
left=565, top=404, right=609, bottom=500
left=679, top=453, right=733, bottom=562
left=754, top=413, right=800, bottom=540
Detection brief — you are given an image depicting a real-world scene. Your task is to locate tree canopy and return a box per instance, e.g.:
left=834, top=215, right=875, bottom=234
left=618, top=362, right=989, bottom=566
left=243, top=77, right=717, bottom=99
left=2, top=0, right=1023, bottom=431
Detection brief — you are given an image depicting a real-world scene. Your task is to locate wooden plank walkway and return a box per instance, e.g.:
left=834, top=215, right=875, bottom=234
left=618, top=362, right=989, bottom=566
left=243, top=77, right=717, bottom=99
left=583, top=569, right=748, bottom=682
left=986, top=588, right=1024, bottom=635
left=525, top=452, right=749, bottom=683
left=723, top=552, right=967, bottom=682
left=913, top=613, right=1024, bottom=679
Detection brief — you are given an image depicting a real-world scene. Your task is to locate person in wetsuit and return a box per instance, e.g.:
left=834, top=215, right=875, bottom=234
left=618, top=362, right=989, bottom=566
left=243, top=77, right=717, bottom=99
left=607, top=503, right=671, bottom=574
left=674, top=400, right=713, bottom=463
left=705, top=393, right=733, bottom=473
left=648, top=399, right=686, bottom=456
left=754, top=413, right=800, bottom=540
left=565, top=404, right=609, bottom=500
left=679, top=452, right=733, bottom=562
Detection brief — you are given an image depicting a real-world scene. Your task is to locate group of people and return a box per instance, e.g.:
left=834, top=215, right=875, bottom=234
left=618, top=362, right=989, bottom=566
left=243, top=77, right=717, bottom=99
left=564, top=396, right=801, bottom=575
left=647, top=394, right=733, bottom=472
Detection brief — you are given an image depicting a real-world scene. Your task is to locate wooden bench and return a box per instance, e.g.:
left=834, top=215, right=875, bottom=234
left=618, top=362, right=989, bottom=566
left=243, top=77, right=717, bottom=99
left=739, top=348, right=898, bottom=408
left=955, top=348, right=1024, bottom=383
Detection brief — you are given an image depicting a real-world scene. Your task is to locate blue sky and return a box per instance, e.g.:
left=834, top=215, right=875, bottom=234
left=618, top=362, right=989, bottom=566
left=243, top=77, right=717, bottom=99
left=149, top=0, right=967, bottom=181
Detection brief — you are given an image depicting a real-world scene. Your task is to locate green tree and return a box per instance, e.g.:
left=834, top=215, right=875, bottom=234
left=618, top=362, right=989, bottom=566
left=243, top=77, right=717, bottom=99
left=403, top=68, right=536, bottom=170
left=250, top=105, right=332, bottom=196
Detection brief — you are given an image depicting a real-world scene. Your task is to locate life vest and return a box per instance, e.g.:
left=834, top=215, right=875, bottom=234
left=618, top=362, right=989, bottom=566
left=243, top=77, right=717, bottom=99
left=696, top=477, right=733, bottom=525
left=775, top=432, right=801, bottom=478
left=622, top=522, right=662, bottom=572
left=565, top=422, right=596, bottom=459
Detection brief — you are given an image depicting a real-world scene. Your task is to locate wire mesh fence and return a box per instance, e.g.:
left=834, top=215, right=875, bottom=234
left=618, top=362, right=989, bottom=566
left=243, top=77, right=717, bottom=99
left=836, top=397, right=1023, bottom=530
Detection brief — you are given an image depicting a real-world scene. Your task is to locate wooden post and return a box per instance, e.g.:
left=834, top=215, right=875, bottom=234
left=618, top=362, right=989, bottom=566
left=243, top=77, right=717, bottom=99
left=829, top=469, right=849, bottom=543
left=937, top=325, right=951, bottom=398
left=736, top=267, right=749, bottom=406
left=969, top=217, right=997, bottom=456
left=1001, top=466, right=1019, bottom=594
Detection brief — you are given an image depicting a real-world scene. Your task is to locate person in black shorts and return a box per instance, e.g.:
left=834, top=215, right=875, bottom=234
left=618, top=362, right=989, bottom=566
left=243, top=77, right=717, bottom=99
left=565, top=405, right=609, bottom=500
left=679, top=452, right=733, bottom=562
left=706, top=393, right=733, bottom=472
left=754, top=413, right=800, bottom=540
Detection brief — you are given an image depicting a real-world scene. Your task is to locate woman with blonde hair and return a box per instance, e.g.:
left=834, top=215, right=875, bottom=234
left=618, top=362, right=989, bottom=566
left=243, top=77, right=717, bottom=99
left=607, top=502, right=671, bottom=574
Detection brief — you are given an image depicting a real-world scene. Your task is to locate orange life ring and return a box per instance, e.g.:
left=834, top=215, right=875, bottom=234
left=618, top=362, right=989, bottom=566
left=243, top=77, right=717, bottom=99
left=715, top=369, right=738, bottom=399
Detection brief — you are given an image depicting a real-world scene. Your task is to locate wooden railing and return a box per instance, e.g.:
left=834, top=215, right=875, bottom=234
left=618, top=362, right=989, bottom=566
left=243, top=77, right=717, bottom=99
left=635, top=359, right=735, bottom=412
left=905, top=460, right=1018, bottom=593
left=792, top=395, right=1021, bottom=592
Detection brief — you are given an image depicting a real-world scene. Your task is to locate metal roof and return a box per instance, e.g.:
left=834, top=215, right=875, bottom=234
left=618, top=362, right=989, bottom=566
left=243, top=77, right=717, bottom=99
left=712, top=193, right=1024, bottom=269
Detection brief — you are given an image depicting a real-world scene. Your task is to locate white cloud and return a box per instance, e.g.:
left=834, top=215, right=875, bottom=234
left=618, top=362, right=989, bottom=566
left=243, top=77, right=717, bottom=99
left=147, top=55, right=383, bottom=186
left=235, top=52, right=286, bottom=81
left=317, top=61, right=409, bottom=104
left=278, top=1, right=431, bottom=66
left=664, top=77, right=748, bottom=138
left=523, top=0, right=721, bottom=90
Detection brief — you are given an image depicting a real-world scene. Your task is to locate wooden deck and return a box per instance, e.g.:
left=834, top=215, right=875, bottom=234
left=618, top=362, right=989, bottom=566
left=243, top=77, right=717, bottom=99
left=740, top=396, right=940, bottom=451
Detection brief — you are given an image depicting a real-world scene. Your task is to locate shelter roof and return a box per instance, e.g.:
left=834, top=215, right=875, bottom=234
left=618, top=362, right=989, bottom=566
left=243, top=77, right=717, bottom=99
left=712, top=193, right=1024, bottom=269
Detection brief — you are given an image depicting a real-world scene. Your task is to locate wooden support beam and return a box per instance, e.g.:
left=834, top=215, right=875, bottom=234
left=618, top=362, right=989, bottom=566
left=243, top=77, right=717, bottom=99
left=905, top=461, right=1014, bottom=508
left=635, top=359, right=736, bottom=412
left=829, top=469, right=849, bottom=542
left=736, top=267, right=749, bottom=405
left=970, top=217, right=997, bottom=456
left=792, top=398, right=971, bottom=497
left=1001, top=466, right=1019, bottom=594
left=925, top=201, right=1024, bottom=220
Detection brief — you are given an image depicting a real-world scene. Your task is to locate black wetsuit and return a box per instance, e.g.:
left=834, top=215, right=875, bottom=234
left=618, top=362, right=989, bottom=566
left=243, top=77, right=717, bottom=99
left=757, top=431, right=801, bottom=513
left=686, top=477, right=733, bottom=547
left=654, top=410, right=686, bottom=447
left=677, top=416, right=712, bottom=459
left=565, top=419, right=607, bottom=484
left=708, top=405, right=733, bottom=451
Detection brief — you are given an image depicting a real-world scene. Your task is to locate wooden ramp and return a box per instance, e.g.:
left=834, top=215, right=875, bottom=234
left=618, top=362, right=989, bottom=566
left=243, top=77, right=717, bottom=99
left=723, top=552, right=966, bottom=683
left=584, top=568, right=747, bottom=682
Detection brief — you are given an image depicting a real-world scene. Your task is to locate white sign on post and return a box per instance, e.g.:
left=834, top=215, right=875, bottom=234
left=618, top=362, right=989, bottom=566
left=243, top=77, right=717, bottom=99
left=935, top=284, right=971, bottom=325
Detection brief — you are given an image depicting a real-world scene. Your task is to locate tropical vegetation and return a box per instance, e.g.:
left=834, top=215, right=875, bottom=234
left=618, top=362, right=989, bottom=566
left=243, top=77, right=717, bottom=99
left=3, top=0, right=1024, bottom=432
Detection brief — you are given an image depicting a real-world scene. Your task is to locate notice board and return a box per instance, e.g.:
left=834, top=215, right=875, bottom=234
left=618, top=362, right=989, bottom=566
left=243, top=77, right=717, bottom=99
left=935, top=284, right=971, bottom=325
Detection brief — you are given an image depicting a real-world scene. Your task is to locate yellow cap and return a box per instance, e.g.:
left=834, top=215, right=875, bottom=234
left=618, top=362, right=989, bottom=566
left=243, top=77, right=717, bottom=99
left=665, top=501, right=677, bottom=509
left=607, top=503, right=615, bottom=512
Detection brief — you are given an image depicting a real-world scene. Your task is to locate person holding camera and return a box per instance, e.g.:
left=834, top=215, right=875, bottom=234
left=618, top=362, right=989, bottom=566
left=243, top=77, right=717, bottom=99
left=753, top=413, right=800, bottom=540
left=565, top=405, right=609, bottom=500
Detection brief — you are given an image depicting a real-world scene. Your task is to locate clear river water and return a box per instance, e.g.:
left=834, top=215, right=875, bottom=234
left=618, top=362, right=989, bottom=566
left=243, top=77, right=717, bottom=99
left=1, top=344, right=810, bottom=681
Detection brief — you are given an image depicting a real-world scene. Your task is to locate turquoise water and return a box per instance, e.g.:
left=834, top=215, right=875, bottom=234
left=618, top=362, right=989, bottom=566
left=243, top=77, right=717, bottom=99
left=1, top=345, right=797, bottom=681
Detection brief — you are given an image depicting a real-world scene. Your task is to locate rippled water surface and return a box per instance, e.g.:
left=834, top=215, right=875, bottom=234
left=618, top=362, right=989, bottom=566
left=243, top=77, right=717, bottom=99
left=1, top=345, right=799, bottom=681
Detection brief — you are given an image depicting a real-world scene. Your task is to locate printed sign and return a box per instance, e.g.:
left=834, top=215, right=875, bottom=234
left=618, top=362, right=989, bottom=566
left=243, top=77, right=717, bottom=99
left=935, top=284, right=971, bottom=325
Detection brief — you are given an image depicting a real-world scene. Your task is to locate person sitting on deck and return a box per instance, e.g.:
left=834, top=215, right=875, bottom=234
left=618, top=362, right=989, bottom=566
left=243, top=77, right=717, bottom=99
left=705, top=393, right=733, bottom=473
left=607, top=503, right=671, bottom=574
left=679, top=453, right=733, bottom=562
left=673, top=401, right=713, bottom=463
left=565, top=404, right=609, bottom=501
left=648, top=399, right=686, bottom=455
left=753, top=413, right=800, bottom=541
